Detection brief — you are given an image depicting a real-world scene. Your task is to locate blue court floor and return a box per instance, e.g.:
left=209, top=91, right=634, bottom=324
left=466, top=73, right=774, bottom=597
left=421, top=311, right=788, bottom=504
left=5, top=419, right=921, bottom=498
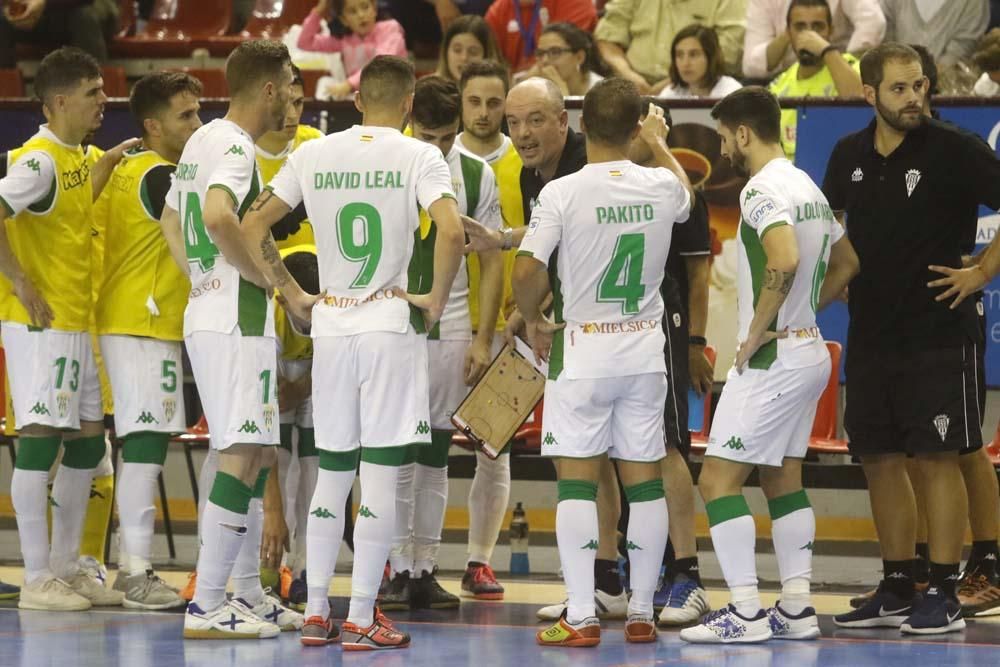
left=3, top=598, right=1000, bottom=667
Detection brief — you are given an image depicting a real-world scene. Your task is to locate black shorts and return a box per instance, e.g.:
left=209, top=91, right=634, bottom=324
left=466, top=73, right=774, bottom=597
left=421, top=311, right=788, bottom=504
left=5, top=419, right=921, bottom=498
left=845, top=341, right=983, bottom=457
left=663, top=308, right=692, bottom=458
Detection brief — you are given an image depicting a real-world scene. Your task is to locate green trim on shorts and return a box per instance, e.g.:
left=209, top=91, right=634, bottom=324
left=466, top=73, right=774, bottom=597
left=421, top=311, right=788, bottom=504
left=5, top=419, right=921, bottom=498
left=279, top=424, right=294, bottom=452
left=767, top=489, right=811, bottom=521
left=61, top=435, right=105, bottom=469
left=557, top=479, right=598, bottom=502
left=14, top=435, right=62, bottom=471
left=361, top=444, right=419, bottom=467
left=122, top=432, right=169, bottom=465
left=401, top=443, right=419, bottom=465
left=416, top=430, right=452, bottom=468
left=208, top=472, right=252, bottom=515
left=624, top=479, right=665, bottom=504
left=705, top=494, right=752, bottom=528
left=319, top=449, right=360, bottom=472
left=297, top=427, right=317, bottom=458
left=252, top=467, right=270, bottom=499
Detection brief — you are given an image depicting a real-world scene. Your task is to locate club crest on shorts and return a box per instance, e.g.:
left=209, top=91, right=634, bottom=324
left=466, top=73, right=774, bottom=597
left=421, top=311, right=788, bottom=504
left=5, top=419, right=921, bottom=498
left=163, top=398, right=176, bottom=423
left=263, top=405, right=275, bottom=431
left=57, top=392, right=70, bottom=419
left=905, top=169, right=921, bottom=198
left=933, top=414, right=950, bottom=442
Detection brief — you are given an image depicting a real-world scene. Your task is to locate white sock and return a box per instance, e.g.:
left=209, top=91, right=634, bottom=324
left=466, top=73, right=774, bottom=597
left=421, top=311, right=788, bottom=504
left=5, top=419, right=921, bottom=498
left=556, top=495, right=599, bottom=624
left=290, top=455, right=318, bottom=574
left=467, top=451, right=510, bottom=566
left=304, top=466, right=354, bottom=619
left=277, top=445, right=294, bottom=532
left=231, top=497, right=265, bottom=604
left=347, top=461, right=400, bottom=628
left=192, top=472, right=251, bottom=612
left=769, top=490, right=815, bottom=615
left=117, top=462, right=161, bottom=574
left=196, top=449, right=219, bottom=541
left=624, top=494, right=669, bottom=618
left=389, top=461, right=415, bottom=576
left=413, top=463, right=448, bottom=574
left=50, top=464, right=94, bottom=577
left=11, top=469, right=52, bottom=584
left=707, top=495, right=760, bottom=617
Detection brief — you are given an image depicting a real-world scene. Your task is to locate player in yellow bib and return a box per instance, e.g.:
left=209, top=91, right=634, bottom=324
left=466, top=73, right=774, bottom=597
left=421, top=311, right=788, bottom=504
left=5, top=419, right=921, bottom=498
left=0, top=47, right=137, bottom=612
left=95, top=71, right=204, bottom=610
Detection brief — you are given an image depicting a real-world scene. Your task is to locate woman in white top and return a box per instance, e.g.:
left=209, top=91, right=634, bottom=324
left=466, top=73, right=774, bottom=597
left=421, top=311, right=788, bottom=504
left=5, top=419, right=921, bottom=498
left=661, top=24, right=743, bottom=99
left=523, top=22, right=608, bottom=97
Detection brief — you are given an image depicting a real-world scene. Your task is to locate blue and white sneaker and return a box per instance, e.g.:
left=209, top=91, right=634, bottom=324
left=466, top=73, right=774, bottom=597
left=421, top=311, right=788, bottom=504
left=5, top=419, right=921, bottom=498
left=900, top=588, right=966, bottom=635
left=652, top=567, right=668, bottom=610
left=183, top=598, right=280, bottom=639
left=251, top=590, right=304, bottom=631
left=0, top=579, right=20, bottom=600
left=766, top=602, right=821, bottom=639
left=834, top=584, right=917, bottom=628
left=658, top=573, right=711, bottom=626
left=679, top=604, right=772, bottom=643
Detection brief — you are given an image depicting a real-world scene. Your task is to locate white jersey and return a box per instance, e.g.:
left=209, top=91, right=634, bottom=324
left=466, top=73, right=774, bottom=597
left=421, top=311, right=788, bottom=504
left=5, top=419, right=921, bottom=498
left=737, top=158, right=843, bottom=370
left=428, top=144, right=500, bottom=340
left=267, top=125, right=455, bottom=337
left=165, top=119, right=273, bottom=338
left=519, top=160, right=690, bottom=380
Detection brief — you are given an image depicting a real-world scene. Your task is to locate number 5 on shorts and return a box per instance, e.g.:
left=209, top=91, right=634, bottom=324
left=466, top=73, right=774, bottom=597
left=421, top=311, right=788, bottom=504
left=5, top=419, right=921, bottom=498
left=161, top=360, right=177, bottom=392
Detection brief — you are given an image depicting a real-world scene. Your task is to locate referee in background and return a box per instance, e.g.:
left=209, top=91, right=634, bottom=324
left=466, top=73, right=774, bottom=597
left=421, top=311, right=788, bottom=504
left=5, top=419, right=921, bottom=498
left=822, top=42, right=1000, bottom=635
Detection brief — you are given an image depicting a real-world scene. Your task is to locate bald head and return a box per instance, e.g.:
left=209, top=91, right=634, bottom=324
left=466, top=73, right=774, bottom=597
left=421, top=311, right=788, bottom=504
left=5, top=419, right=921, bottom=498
left=507, top=77, right=564, bottom=114
left=505, top=77, right=568, bottom=176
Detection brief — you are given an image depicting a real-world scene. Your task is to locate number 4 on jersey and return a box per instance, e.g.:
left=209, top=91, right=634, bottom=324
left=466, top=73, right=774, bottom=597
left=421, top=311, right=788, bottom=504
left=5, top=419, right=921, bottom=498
left=182, top=191, right=219, bottom=272
left=597, top=233, right=646, bottom=315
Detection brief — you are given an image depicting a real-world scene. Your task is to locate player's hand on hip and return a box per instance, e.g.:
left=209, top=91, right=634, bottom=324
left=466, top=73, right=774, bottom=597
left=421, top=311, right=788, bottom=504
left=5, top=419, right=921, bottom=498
left=464, top=337, right=492, bottom=385
left=14, top=277, right=53, bottom=329
left=688, top=345, right=715, bottom=396
left=261, top=507, right=289, bottom=570
left=462, top=214, right=503, bottom=253
left=928, top=264, right=988, bottom=309
left=279, top=289, right=325, bottom=329
left=391, top=288, right=444, bottom=329
left=735, top=329, right=787, bottom=375
left=525, top=315, right=565, bottom=366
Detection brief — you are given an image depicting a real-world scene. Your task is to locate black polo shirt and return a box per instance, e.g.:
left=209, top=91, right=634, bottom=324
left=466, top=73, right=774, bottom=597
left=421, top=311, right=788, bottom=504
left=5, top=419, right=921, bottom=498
left=822, top=117, right=1000, bottom=353
left=520, top=127, right=587, bottom=222
left=661, top=190, right=711, bottom=320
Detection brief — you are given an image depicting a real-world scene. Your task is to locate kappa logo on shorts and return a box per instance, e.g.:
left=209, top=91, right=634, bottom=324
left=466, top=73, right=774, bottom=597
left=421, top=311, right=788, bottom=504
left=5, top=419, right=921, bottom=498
left=933, top=414, right=950, bottom=442
left=135, top=411, right=159, bottom=425
left=542, top=432, right=558, bottom=446
left=801, top=541, right=814, bottom=551
left=310, top=507, right=336, bottom=519
left=238, top=420, right=261, bottom=434
left=29, top=402, right=51, bottom=416
left=358, top=505, right=378, bottom=519
left=625, top=540, right=643, bottom=551
left=415, top=421, right=430, bottom=436
left=722, top=436, right=745, bottom=451
left=48, top=496, right=59, bottom=508
left=581, top=540, right=599, bottom=551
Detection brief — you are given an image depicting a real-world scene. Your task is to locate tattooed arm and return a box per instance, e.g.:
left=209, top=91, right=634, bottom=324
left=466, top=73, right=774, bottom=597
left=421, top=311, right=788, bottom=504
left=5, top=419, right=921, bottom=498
left=735, top=223, right=799, bottom=373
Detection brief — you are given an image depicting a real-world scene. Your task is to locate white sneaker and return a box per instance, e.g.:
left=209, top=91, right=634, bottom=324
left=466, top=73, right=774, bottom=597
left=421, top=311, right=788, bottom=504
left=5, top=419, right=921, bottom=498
left=680, top=604, right=772, bottom=644
left=115, top=570, right=186, bottom=611
left=766, top=603, right=821, bottom=640
left=245, top=590, right=304, bottom=631
left=66, top=571, right=124, bottom=606
left=183, top=598, right=280, bottom=639
left=18, top=577, right=91, bottom=611
left=78, top=556, right=108, bottom=586
left=536, top=589, right=629, bottom=621
left=657, top=575, right=711, bottom=626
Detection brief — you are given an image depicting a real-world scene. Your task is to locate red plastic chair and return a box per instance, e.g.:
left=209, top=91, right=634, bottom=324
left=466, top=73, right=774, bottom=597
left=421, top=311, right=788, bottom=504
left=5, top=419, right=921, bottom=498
left=0, top=68, right=25, bottom=98
left=173, top=68, right=228, bottom=98
left=172, top=414, right=210, bottom=503
left=101, top=66, right=129, bottom=98
left=112, top=0, right=233, bottom=58
left=808, top=341, right=849, bottom=454
left=299, top=68, right=325, bottom=99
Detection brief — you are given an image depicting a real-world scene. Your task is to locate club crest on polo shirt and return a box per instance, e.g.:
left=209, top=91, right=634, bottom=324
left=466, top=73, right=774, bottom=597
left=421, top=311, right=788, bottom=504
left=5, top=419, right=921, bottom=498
left=851, top=167, right=863, bottom=182
left=933, top=414, right=949, bottom=442
left=905, top=169, right=921, bottom=198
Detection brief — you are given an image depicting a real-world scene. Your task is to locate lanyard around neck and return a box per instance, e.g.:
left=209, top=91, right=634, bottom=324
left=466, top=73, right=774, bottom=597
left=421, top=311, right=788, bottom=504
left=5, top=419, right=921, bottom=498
left=512, top=0, right=544, bottom=58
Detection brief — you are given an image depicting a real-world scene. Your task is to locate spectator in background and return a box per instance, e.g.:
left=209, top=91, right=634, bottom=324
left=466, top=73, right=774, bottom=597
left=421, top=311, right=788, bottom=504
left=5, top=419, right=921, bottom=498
left=384, top=1, right=492, bottom=58
left=0, top=0, right=119, bottom=67
left=880, top=0, right=988, bottom=68
left=743, top=0, right=885, bottom=80
left=595, top=0, right=747, bottom=94
left=298, top=0, right=407, bottom=99
left=768, top=0, right=863, bottom=160
left=435, top=14, right=504, bottom=82
left=485, top=0, right=598, bottom=73
left=973, top=29, right=1000, bottom=96
left=662, top=24, right=743, bottom=98
left=524, top=22, right=608, bottom=97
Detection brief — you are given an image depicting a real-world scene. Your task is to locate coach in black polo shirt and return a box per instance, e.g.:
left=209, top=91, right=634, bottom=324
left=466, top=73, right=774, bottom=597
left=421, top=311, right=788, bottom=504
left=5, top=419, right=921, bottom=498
left=823, top=43, right=1000, bottom=635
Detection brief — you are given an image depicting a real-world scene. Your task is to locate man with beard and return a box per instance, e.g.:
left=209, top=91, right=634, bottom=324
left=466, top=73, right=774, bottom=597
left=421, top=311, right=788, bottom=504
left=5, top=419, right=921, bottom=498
left=680, top=86, right=859, bottom=644
left=826, top=43, right=1000, bottom=635
left=767, top=0, right=863, bottom=160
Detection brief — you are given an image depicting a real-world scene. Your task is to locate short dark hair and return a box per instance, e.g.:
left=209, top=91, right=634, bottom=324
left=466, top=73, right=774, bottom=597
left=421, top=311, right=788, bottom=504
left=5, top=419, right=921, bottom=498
left=225, top=39, right=292, bottom=99
left=290, top=64, right=304, bottom=90
left=540, top=22, right=609, bottom=77
left=641, top=96, right=674, bottom=129
left=860, top=42, right=922, bottom=90
left=786, top=0, right=833, bottom=27
left=359, top=55, right=415, bottom=107
left=909, top=44, right=938, bottom=95
left=710, top=86, right=781, bottom=144
left=284, top=251, right=319, bottom=295
left=34, top=47, right=101, bottom=105
left=129, top=72, right=203, bottom=133
left=582, top=77, right=641, bottom=145
left=459, top=59, right=511, bottom=95
left=412, top=76, right=461, bottom=128
left=668, top=24, right=726, bottom=92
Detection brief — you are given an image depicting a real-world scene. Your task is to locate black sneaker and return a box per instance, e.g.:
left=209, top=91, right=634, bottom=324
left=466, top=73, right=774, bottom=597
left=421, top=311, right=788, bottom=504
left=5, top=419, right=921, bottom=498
left=901, top=587, right=966, bottom=635
left=410, top=569, right=459, bottom=609
left=379, top=571, right=412, bottom=611
left=834, top=584, right=917, bottom=628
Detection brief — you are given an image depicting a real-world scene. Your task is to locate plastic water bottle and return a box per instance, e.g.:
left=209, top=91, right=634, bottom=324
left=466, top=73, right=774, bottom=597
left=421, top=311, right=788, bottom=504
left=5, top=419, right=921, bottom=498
left=509, top=502, right=530, bottom=574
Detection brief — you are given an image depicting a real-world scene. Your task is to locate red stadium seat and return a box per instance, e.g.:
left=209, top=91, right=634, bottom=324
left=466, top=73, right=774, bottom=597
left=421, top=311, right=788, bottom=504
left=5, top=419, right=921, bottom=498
left=112, top=0, right=233, bottom=58
left=0, top=68, right=25, bottom=98
left=299, top=68, right=325, bottom=98
left=173, top=68, right=228, bottom=98
left=808, top=341, right=849, bottom=454
left=172, top=414, right=210, bottom=504
left=101, top=66, right=129, bottom=98
left=231, top=0, right=314, bottom=40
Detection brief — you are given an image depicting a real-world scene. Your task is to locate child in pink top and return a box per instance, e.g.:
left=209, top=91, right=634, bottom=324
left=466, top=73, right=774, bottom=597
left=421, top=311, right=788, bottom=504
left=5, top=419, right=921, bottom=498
left=298, top=0, right=408, bottom=98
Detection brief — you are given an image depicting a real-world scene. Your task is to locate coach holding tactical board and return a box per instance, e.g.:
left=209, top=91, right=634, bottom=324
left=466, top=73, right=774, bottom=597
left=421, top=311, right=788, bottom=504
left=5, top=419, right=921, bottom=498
left=821, top=43, right=1000, bottom=635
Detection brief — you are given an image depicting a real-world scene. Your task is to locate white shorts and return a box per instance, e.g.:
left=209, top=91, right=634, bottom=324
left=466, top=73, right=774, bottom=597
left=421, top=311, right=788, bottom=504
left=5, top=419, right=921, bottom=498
left=313, top=327, right=430, bottom=452
left=706, top=356, right=829, bottom=467
left=541, top=371, right=668, bottom=462
left=428, top=339, right=471, bottom=430
left=2, top=322, right=102, bottom=430
left=100, top=335, right=186, bottom=437
left=185, top=331, right=280, bottom=450
left=278, top=358, right=313, bottom=428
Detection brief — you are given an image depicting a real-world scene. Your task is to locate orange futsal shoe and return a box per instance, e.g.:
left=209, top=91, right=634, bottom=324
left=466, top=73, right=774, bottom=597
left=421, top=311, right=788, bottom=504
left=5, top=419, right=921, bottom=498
left=537, top=611, right=601, bottom=647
